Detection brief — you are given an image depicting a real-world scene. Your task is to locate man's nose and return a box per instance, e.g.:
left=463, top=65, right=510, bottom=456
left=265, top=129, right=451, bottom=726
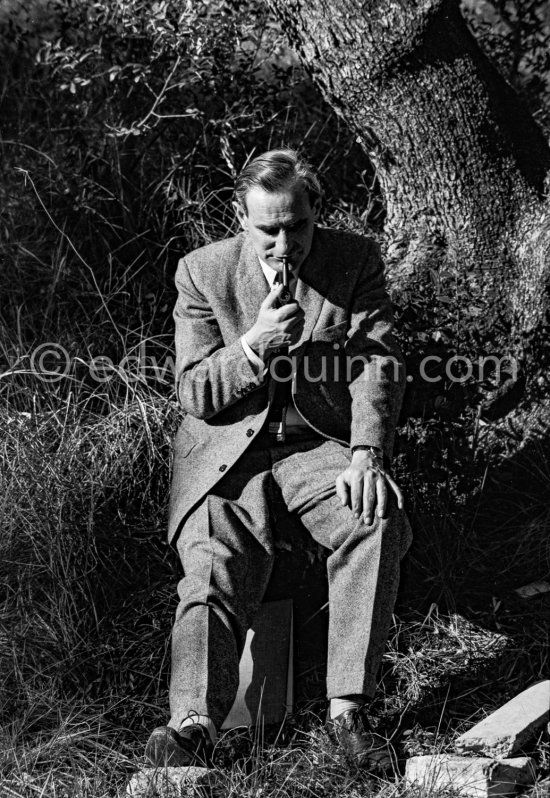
left=273, top=229, right=290, bottom=255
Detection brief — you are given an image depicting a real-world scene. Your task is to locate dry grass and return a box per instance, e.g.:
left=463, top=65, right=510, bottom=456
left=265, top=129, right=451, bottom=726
left=1, top=407, right=548, bottom=797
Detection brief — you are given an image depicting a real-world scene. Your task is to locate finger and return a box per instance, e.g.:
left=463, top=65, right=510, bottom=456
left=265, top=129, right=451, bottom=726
left=376, top=472, right=388, bottom=518
left=285, top=314, right=305, bottom=331
left=263, top=283, right=285, bottom=308
left=385, top=473, right=405, bottom=510
left=270, top=332, right=287, bottom=349
left=277, top=301, right=302, bottom=320
left=362, top=469, right=376, bottom=524
left=335, top=473, right=350, bottom=507
left=350, top=472, right=364, bottom=518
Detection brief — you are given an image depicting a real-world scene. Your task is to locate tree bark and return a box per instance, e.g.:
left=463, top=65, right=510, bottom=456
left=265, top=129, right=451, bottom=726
left=267, top=0, right=550, bottom=448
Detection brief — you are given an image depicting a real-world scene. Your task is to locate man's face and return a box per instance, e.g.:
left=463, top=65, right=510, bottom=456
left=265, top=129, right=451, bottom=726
left=235, top=182, right=321, bottom=273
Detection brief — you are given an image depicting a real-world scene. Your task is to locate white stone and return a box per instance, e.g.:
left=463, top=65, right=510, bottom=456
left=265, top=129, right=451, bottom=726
left=514, top=580, right=550, bottom=599
left=405, top=755, right=535, bottom=798
left=126, top=766, right=214, bottom=797
left=455, top=680, right=550, bottom=757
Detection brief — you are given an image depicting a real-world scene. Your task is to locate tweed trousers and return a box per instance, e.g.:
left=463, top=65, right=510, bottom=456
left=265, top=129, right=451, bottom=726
left=169, top=432, right=412, bottom=731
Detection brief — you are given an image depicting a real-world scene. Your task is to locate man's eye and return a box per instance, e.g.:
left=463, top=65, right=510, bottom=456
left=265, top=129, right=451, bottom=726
left=260, top=221, right=305, bottom=235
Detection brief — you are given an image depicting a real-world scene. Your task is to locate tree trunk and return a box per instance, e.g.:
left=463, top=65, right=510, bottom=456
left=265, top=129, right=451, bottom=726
left=267, top=0, right=550, bottom=449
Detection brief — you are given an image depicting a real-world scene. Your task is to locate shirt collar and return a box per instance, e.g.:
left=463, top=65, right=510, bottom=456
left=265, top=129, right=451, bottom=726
left=258, top=258, right=300, bottom=288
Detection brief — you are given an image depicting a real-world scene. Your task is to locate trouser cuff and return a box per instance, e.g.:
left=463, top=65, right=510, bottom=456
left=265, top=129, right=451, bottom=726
left=326, top=671, right=377, bottom=701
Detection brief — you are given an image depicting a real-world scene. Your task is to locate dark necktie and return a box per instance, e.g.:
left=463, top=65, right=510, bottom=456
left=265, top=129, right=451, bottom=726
left=267, top=273, right=293, bottom=440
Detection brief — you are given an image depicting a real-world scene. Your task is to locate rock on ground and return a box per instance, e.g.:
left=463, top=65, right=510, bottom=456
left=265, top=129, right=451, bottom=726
left=405, top=754, right=535, bottom=798
left=455, top=680, right=550, bottom=757
left=126, top=766, right=215, bottom=797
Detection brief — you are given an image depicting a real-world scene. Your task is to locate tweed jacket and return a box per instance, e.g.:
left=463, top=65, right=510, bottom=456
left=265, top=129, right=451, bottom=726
left=168, top=226, right=405, bottom=543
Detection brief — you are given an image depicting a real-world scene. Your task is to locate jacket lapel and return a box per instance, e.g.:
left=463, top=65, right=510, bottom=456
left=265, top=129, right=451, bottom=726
left=235, top=235, right=271, bottom=328
left=291, top=230, right=330, bottom=352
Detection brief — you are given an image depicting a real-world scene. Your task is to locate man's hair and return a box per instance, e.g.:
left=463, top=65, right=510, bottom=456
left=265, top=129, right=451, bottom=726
left=234, top=148, right=322, bottom=211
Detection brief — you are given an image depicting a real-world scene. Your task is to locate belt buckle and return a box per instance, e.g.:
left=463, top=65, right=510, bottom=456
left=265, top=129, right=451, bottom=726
left=268, top=406, right=287, bottom=443
left=268, top=421, right=286, bottom=442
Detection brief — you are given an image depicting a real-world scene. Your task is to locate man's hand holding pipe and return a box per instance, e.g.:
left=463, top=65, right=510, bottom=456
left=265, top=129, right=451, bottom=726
left=244, top=283, right=304, bottom=358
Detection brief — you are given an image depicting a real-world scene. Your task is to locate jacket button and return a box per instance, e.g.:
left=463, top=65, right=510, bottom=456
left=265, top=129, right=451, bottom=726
left=246, top=429, right=254, bottom=437
left=219, top=464, right=227, bottom=472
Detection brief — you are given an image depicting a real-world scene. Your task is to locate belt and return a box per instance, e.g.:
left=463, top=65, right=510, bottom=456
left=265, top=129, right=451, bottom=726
left=267, top=421, right=320, bottom=444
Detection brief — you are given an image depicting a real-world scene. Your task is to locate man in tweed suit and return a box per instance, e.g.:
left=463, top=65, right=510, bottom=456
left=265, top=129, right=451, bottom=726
left=146, top=149, right=412, bottom=770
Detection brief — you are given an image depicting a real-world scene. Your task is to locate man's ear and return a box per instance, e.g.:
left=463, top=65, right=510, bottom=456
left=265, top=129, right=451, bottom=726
left=312, top=196, right=322, bottom=221
left=233, top=200, right=248, bottom=231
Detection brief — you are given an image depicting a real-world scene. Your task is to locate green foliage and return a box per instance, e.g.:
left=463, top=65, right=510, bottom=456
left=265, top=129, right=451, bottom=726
left=2, top=0, right=372, bottom=265
left=1, top=0, right=374, bottom=402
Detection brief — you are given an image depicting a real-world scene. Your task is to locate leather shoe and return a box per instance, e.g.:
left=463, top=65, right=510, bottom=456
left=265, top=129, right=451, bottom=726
left=326, top=707, right=392, bottom=770
left=145, top=724, right=213, bottom=768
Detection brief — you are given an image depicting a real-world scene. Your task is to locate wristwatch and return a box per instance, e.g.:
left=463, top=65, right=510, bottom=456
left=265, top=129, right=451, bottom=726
left=352, top=445, right=384, bottom=464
